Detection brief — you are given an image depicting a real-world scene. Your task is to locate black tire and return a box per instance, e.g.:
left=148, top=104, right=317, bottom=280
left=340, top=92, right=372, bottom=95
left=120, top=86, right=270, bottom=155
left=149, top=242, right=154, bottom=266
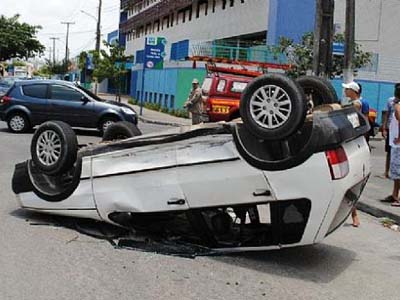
left=240, top=74, right=307, bottom=140
left=102, top=121, right=142, bottom=142
left=7, top=112, right=30, bottom=133
left=296, top=76, right=339, bottom=112
left=98, top=116, right=119, bottom=135
left=30, top=121, right=78, bottom=176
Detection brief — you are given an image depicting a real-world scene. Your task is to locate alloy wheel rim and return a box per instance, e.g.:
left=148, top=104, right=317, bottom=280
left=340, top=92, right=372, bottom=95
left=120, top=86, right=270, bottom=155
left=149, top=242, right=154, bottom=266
left=102, top=120, right=115, bottom=132
left=10, top=116, right=25, bottom=132
left=249, top=85, right=292, bottom=129
left=36, top=130, right=62, bottom=166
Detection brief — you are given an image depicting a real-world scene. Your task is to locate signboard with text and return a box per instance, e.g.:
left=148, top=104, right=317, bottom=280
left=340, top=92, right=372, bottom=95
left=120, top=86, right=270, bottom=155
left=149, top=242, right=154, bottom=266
left=144, top=37, right=167, bottom=70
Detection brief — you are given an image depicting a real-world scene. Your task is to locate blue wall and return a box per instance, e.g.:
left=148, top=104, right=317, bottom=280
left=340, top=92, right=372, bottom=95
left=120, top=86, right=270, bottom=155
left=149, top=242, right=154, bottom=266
left=332, top=79, right=396, bottom=124
left=267, top=0, right=316, bottom=45
left=131, top=68, right=179, bottom=109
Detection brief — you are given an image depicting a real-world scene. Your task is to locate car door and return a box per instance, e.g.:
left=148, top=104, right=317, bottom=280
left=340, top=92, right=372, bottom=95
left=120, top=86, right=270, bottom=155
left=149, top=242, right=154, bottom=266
left=49, top=84, right=94, bottom=127
left=20, top=84, right=50, bottom=124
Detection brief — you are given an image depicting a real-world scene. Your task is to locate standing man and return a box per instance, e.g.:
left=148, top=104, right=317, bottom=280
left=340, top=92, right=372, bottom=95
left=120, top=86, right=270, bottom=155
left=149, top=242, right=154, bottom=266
left=342, top=81, right=366, bottom=227
left=184, top=78, right=204, bottom=125
left=381, top=84, right=400, bottom=202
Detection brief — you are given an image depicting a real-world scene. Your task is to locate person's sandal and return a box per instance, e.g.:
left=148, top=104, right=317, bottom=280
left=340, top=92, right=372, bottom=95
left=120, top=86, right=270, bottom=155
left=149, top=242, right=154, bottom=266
left=391, top=201, right=400, bottom=207
left=382, top=195, right=396, bottom=203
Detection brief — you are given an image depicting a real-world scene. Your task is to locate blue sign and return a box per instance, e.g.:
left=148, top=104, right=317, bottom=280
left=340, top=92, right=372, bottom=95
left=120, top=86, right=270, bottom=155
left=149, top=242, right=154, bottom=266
left=333, top=42, right=345, bottom=56
left=144, top=37, right=167, bottom=69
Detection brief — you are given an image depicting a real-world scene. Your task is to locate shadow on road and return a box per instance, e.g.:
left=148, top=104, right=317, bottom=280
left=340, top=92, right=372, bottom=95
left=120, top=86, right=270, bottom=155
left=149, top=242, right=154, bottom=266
left=212, top=244, right=356, bottom=284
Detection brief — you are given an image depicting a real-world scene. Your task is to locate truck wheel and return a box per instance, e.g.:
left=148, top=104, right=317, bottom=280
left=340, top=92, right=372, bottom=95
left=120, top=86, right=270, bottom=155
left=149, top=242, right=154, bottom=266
left=102, top=121, right=142, bottom=142
left=240, top=74, right=307, bottom=140
left=31, top=121, right=78, bottom=175
left=296, top=76, right=339, bottom=112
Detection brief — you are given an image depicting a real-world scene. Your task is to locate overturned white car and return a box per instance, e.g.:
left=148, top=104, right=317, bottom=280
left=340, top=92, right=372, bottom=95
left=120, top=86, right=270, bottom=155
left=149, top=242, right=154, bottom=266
left=12, top=75, right=370, bottom=251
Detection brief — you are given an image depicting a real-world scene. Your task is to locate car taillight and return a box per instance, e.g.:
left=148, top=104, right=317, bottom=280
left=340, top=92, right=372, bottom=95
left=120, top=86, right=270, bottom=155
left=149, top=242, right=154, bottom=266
left=326, top=147, right=349, bottom=180
left=0, top=95, right=11, bottom=104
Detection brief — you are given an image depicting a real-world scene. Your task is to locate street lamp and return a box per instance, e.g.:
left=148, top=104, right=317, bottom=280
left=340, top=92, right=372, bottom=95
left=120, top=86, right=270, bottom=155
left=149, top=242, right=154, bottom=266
left=80, top=10, right=97, bottom=22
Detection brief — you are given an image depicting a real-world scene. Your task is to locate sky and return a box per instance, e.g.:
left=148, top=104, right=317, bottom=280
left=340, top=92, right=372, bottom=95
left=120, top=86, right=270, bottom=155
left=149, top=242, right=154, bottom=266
left=1, top=0, right=120, bottom=61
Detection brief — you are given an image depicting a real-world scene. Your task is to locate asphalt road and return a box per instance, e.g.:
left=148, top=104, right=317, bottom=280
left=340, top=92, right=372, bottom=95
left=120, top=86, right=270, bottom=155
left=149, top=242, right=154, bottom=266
left=0, top=121, right=399, bottom=300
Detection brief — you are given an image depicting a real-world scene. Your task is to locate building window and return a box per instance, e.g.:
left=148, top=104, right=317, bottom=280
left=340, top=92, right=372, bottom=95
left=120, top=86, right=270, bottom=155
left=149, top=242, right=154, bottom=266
left=149, top=92, right=153, bottom=102
left=170, top=95, right=175, bottom=109
left=137, top=91, right=140, bottom=101
left=170, top=40, right=189, bottom=61
left=136, top=50, right=144, bottom=64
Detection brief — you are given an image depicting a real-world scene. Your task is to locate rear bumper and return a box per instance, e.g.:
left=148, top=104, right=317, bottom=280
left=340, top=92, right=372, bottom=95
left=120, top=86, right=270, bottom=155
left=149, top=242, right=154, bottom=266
left=325, top=176, right=370, bottom=236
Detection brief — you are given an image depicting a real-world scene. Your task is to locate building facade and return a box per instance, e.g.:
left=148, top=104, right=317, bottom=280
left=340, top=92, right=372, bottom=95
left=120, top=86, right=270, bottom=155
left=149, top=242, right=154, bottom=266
left=119, top=0, right=400, bottom=119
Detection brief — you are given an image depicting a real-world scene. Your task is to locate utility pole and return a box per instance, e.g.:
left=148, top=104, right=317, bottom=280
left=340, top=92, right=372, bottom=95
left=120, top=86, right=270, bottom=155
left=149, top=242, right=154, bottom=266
left=61, top=21, right=75, bottom=72
left=95, top=0, right=102, bottom=53
left=48, top=46, right=52, bottom=64
left=312, top=0, right=335, bottom=77
left=344, top=0, right=356, bottom=84
left=49, top=37, right=59, bottom=66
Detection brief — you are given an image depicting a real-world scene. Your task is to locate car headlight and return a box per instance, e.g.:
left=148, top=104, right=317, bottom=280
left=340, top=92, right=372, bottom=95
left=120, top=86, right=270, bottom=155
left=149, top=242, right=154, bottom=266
left=121, top=107, right=136, bottom=115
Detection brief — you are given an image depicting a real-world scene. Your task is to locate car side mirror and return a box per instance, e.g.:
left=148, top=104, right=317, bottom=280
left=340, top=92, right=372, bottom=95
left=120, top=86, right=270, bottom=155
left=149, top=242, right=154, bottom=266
left=81, top=96, right=89, bottom=103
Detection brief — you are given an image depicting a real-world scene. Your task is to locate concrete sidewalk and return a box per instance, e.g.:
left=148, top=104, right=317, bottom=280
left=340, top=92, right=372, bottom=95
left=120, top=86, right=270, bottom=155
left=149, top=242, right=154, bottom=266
left=100, top=93, right=400, bottom=224
left=357, top=141, right=400, bottom=224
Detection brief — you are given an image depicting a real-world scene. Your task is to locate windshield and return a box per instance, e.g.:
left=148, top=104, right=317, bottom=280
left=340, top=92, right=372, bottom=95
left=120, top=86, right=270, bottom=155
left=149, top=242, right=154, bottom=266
left=76, top=85, right=103, bottom=101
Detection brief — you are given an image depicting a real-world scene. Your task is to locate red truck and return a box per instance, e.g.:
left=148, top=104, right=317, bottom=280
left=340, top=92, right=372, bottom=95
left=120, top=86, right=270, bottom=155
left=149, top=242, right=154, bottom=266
left=202, top=66, right=259, bottom=122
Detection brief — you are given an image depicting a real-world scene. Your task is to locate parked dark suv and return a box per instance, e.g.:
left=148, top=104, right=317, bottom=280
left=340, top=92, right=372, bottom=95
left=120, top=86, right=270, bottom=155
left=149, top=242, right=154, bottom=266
left=0, top=80, right=138, bottom=133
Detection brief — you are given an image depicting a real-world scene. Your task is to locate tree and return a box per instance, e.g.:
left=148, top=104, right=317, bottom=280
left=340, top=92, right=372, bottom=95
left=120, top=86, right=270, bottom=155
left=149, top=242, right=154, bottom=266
left=0, top=14, right=45, bottom=61
left=277, top=32, right=372, bottom=78
left=91, top=41, right=133, bottom=101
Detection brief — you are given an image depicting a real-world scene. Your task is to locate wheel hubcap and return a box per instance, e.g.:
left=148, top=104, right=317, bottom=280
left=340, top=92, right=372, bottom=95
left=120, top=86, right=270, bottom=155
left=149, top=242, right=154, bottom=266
left=249, top=85, right=292, bottom=129
left=10, top=116, right=25, bottom=131
left=36, top=130, right=62, bottom=166
left=102, top=120, right=115, bottom=132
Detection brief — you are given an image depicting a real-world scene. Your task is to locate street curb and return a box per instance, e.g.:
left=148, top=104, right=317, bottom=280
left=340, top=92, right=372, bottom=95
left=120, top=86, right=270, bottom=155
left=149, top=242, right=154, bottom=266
left=357, top=201, right=400, bottom=224
left=138, top=116, right=187, bottom=127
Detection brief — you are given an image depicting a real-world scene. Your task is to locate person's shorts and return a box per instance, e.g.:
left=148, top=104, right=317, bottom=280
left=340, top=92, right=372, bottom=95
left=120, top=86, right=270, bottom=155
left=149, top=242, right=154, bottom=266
left=386, top=134, right=391, bottom=154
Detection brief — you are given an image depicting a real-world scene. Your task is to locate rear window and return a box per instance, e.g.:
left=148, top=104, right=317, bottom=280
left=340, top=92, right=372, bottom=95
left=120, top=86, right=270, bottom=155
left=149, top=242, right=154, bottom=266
left=201, top=78, right=212, bottom=94
left=51, top=85, right=83, bottom=101
left=231, top=82, right=248, bottom=93
left=22, top=84, right=48, bottom=99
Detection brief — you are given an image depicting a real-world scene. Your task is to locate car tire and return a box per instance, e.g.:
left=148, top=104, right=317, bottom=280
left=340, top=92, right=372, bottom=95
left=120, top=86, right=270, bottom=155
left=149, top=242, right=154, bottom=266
left=240, top=74, right=307, bottom=140
left=7, top=112, right=30, bottom=133
left=30, top=121, right=78, bottom=175
left=99, top=116, right=119, bottom=135
left=102, top=121, right=142, bottom=142
left=296, top=76, right=339, bottom=112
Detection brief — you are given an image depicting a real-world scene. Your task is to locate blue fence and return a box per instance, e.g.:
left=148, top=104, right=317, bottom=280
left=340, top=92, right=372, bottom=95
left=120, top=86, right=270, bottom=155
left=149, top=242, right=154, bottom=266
left=332, top=79, right=397, bottom=124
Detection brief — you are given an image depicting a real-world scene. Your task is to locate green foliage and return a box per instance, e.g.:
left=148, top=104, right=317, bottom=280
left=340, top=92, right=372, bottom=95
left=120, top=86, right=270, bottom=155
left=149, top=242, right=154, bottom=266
left=277, top=32, right=372, bottom=78
left=0, top=14, right=45, bottom=61
left=127, top=97, right=189, bottom=119
left=91, top=41, right=133, bottom=99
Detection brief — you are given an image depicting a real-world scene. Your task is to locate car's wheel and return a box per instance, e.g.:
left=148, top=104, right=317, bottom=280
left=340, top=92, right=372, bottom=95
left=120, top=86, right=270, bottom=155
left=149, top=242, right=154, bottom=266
left=296, top=76, right=339, bottom=112
left=240, top=74, right=307, bottom=140
left=30, top=121, right=78, bottom=175
left=7, top=112, right=30, bottom=133
left=99, top=116, right=119, bottom=135
left=102, top=121, right=142, bottom=142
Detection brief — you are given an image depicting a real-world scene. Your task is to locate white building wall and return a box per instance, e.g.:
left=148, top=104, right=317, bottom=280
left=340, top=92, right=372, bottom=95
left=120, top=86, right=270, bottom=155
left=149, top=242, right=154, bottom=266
left=124, top=0, right=269, bottom=60
left=334, top=0, right=400, bottom=82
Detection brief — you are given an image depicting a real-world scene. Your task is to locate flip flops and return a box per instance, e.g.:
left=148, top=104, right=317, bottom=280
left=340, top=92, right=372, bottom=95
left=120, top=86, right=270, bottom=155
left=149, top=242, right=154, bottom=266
left=381, top=195, right=396, bottom=203
left=391, top=201, right=400, bottom=207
